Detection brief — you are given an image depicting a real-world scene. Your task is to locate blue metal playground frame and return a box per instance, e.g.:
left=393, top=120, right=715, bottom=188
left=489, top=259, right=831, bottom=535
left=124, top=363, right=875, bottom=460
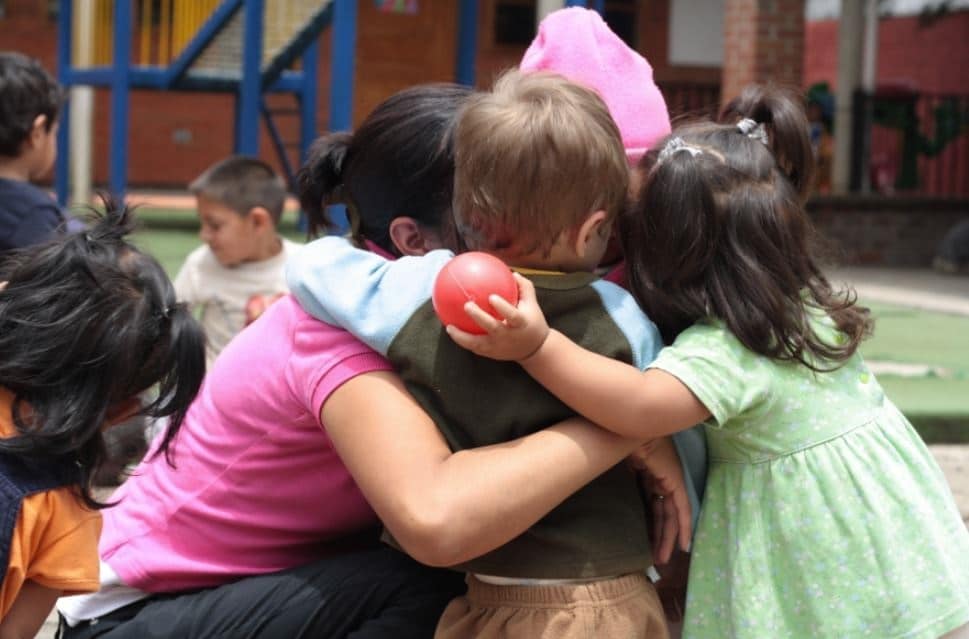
left=54, top=0, right=602, bottom=207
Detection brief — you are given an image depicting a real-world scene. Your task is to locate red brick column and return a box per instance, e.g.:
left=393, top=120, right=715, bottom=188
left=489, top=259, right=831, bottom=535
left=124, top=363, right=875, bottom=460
left=722, top=0, right=805, bottom=104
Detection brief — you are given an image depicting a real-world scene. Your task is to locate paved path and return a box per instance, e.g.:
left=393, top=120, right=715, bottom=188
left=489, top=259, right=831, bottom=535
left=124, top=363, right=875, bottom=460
left=830, top=266, right=969, bottom=316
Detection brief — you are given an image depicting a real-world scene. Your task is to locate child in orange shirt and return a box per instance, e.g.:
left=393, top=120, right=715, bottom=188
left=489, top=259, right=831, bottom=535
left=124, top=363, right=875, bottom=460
left=0, top=198, right=205, bottom=636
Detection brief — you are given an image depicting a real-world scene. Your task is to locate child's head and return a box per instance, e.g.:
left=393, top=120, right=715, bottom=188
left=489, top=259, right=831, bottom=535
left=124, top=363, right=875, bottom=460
left=622, top=85, right=871, bottom=367
left=189, top=156, right=287, bottom=267
left=453, top=70, right=628, bottom=270
left=520, top=7, right=671, bottom=165
left=0, top=198, right=206, bottom=507
left=298, top=83, right=473, bottom=255
left=0, top=52, right=64, bottom=179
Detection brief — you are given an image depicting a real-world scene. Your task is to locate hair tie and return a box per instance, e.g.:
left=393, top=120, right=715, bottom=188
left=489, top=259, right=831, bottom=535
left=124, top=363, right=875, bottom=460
left=658, top=137, right=703, bottom=163
left=737, top=118, right=769, bottom=145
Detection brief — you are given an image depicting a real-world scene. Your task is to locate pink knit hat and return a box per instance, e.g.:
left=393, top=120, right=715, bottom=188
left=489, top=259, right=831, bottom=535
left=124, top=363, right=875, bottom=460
left=520, top=7, right=671, bottom=164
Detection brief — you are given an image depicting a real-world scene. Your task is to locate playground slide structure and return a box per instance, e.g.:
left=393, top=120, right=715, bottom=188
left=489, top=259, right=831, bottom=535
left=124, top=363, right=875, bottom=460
left=54, top=0, right=606, bottom=206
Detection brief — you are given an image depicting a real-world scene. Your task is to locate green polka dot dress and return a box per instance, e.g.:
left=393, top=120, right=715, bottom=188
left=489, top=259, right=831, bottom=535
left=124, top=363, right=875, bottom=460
left=651, top=319, right=969, bottom=639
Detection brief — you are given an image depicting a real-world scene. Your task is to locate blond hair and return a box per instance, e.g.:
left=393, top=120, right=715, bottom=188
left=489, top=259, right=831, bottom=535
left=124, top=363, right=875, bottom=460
left=453, top=69, right=628, bottom=255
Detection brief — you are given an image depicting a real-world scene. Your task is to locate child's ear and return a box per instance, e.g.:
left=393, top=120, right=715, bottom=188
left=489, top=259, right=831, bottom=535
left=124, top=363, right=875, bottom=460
left=573, top=210, right=609, bottom=259
left=25, top=114, right=48, bottom=149
left=248, top=207, right=273, bottom=231
left=389, top=216, right=438, bottom=256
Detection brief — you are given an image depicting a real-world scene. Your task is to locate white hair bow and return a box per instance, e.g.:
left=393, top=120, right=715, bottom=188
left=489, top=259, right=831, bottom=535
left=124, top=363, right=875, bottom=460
left=658, top=137, right=703, bottom=162
left=737, top=118, right=768, bottom=145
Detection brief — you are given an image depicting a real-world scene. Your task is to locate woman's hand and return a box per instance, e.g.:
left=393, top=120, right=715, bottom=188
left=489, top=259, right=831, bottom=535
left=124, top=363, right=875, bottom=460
left=446, top=273, right=550, bottom=362
left=627, top=438, right=693, bottom=563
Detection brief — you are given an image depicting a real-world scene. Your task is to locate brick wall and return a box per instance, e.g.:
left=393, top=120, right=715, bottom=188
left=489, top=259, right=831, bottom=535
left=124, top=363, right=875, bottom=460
left=809, top=196, right=969, bottom=266
left=804, top=11, right=969, bottom=95
left=722, top=0, right=804, bottom=103
left=0, top=0, right=465, bottom=188
left=0, top=0, right=726, bottom=189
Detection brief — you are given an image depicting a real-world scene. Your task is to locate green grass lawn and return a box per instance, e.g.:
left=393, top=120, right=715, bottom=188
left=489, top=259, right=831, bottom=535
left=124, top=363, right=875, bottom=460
left=862, top=303, right=969, bottom=375
left=133, top=212, right=969, bottom=442
left=132, top=208, right=305, bottom=277
left=860, top=302, right=969, bottom=441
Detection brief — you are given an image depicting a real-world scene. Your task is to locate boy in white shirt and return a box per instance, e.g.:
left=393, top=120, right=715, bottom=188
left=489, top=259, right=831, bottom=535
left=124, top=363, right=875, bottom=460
left=174, top=156, right=300, bottom=368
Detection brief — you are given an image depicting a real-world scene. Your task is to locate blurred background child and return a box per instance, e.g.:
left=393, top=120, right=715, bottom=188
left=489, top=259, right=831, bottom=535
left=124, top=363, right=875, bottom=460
left=0, top=200, right=204, bottom=639
left=173, top=156, right=299, bottom=368
left=0, top=51, right=82, bottom=254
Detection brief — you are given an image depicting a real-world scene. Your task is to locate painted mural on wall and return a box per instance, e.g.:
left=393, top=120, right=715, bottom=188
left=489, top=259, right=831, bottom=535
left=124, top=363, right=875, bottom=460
left=376, top=0, right=418, bottom=14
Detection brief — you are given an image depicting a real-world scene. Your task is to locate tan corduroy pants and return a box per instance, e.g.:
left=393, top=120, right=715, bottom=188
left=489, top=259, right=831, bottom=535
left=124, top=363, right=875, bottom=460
left=434, top=573, right=669, bottom=639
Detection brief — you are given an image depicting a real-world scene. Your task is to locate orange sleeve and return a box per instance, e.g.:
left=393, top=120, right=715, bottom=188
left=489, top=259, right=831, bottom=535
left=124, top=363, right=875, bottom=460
left=17, top=487, right=102, bottom=594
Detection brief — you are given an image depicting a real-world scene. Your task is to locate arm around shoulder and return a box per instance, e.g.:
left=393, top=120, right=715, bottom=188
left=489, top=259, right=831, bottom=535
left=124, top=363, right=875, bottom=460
left=320, top=369, right=643, bottom=566
left=448, top=276, right=711, bottom=440
left=521, top=330, right=712, bottom=440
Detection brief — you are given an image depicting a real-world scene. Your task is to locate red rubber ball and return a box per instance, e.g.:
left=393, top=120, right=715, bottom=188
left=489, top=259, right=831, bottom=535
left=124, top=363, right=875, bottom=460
left=432, top=252, right=519, bottom=335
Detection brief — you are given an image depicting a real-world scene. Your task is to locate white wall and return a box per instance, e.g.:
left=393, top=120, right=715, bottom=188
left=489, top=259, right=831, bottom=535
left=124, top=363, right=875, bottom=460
left=806, top=0, right=969, bottom=20
left=669, top=0, right=725, bottom=67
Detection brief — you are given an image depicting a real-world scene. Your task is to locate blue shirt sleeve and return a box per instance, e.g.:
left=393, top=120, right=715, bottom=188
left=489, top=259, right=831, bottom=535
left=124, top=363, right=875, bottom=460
left=285, top=236, right=455, bottom=355
left=590, top=278, right=708, bottom=532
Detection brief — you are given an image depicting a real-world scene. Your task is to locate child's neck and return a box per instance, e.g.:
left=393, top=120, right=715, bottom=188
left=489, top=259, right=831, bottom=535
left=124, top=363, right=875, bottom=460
left=248, top=234, right=284, bottom=263
left=490, top=247, right=593, bottom=275
left=0, top=157, right=32, bottom=182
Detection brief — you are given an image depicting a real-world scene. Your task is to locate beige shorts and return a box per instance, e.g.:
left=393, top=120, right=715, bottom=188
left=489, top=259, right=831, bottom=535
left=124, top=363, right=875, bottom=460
left=434, top=573, right=669, bottom=639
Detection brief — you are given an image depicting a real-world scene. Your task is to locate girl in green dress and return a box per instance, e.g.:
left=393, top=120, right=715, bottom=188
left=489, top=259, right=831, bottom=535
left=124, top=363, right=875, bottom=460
left=446, top=85, right=969, bottom=639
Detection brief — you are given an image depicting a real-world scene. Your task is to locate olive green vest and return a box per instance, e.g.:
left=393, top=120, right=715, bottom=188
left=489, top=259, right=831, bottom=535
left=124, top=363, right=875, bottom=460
left=385, top=272, right=652, bottom=578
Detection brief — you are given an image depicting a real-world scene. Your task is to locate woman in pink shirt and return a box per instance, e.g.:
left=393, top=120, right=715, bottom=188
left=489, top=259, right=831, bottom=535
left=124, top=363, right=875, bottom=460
left=58, top=84, right=687, bottom=639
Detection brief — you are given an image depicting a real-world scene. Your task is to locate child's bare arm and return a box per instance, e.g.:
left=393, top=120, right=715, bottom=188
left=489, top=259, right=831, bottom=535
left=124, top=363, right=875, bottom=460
left=447, top=274, right=711, bottom=440
left=0, top=580, right=61, bottom=639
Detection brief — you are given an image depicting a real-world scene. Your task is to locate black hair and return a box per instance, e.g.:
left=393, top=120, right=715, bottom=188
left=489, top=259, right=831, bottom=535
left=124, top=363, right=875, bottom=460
left=189, top=155, right=288, bottom=223
left=622, top=85, right=872, bottom=370
left=297, top=83, right=473, bottom=254
left=0, top=51, right=64, bottom=157
left=719, top=85, right=815, bottom=201
left=0, top=197, right=206, bottom=508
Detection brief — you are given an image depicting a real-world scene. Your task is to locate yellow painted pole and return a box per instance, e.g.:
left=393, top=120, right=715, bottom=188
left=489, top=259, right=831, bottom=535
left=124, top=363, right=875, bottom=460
left=139, top=0, right=150, bottom=65
left=160, top=0, right=171, bottom=63
left=95, top=0, right=104, bottom=65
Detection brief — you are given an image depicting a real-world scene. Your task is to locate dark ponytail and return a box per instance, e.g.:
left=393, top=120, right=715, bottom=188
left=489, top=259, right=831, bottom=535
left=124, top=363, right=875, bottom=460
left=0, top=196, right=206, bottom=507
left=141, top=301, right=206, bottom=467
left=719, top=84, right=815, bottom=200
left=297, top=84, right=473, bottom=255
left=297, top=133, right=352, bottom=239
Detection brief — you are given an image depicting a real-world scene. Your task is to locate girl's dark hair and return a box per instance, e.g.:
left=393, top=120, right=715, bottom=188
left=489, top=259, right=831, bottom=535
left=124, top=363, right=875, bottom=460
left=719, top=85, right=815, bottom=201
left=0, top=52, right=64, bottom=156
left=622, top=85, right=872, bottom=370
left=297, top=83, right=473, bottom=254
left=0, top=197, right=206, bottom=508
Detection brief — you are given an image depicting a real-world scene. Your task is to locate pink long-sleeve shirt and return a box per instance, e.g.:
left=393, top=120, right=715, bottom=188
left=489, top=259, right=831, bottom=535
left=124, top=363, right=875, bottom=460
left=99, top=295, right=391, bottom=592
